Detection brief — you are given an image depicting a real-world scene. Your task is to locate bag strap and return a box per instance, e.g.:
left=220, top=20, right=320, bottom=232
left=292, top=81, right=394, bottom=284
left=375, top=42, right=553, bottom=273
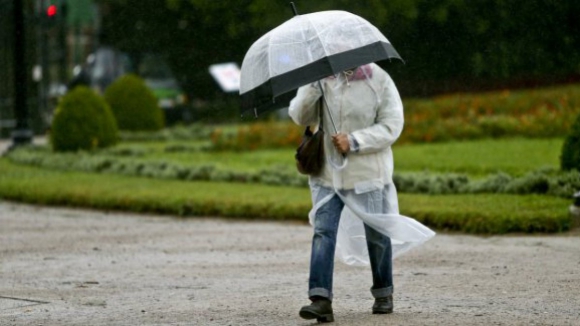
left=317, top=97, right=323, bottom=130
left=305, top=97, right=323, bottom=135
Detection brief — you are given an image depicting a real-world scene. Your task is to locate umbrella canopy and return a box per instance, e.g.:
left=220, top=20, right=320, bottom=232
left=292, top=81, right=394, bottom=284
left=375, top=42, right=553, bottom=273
left=239, top=10, right=403, bottom=117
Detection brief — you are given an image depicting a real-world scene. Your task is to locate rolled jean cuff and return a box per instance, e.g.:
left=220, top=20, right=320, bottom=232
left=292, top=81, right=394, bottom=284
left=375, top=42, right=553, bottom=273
left=371, top=286, right=393, bottom=298
left=309, top=288, right=332, bottom=301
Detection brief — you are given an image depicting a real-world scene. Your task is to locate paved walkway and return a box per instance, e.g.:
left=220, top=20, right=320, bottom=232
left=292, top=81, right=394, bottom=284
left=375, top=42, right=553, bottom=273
left=1, top=202, right=579, bottom=325
left=0, top=136, right=47, bottom=155
left=0, top=138, right=12, bottom=155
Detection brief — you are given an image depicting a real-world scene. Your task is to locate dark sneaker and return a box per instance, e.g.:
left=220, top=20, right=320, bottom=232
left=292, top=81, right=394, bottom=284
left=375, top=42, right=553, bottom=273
left=299, top=298, right=334, bottom=323
left=372, top=295, right=393, bottom=314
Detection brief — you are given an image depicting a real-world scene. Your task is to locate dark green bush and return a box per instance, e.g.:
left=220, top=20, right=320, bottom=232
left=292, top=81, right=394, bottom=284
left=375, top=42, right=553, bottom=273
left=560, top=113, right=580, bottom=171
left=50, top=86, right=118, bottom=152
left=104, top=74, right=164, bottom=131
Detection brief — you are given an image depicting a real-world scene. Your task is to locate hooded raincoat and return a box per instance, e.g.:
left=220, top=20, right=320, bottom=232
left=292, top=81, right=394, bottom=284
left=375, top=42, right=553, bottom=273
left=289, top=63, right=435, bottom=266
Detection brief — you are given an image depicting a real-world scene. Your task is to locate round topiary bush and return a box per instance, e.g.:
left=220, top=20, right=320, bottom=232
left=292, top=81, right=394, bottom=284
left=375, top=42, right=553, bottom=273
left=561, top=113, right=580, bottom=171
left=104, top=74, right=165, bottom=131
left=50, top=86, right=119, bottom=152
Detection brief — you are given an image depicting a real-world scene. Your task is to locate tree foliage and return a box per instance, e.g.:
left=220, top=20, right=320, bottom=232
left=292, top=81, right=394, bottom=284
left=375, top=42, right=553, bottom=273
left=98, top=0, right=580, bottom=101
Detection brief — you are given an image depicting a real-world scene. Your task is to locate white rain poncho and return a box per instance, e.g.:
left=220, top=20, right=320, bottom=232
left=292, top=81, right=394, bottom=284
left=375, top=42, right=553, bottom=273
left=289, top=63, right=435, bottom=266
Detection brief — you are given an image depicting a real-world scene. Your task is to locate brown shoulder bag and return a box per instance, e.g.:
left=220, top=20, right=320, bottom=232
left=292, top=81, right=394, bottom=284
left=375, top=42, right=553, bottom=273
left=295, top=98, right=324, bottom=175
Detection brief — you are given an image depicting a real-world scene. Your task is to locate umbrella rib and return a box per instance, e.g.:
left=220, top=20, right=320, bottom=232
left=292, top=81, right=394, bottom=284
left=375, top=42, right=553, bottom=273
left=267, top=32, right=274, bottom=91
left=273, top=39, right=313, bottom=46
left=305, top=15, right=328, bottom=61
left=299, top=16, right=315, bottom=63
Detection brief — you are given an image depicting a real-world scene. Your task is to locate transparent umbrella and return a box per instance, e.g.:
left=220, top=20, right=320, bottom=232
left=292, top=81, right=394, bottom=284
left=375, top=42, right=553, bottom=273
left=239, top=6, right=403, bottom=119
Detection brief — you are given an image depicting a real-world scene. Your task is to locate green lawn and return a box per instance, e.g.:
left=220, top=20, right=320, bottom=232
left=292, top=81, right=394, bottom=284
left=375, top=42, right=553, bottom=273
left=113, top=137, right=564, bottom=176
left=393, top=137, right=563, bottom=176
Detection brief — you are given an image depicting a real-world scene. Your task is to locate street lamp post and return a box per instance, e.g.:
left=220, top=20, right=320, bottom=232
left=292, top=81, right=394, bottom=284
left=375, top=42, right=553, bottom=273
left=10, top=0, right=33, bottom=149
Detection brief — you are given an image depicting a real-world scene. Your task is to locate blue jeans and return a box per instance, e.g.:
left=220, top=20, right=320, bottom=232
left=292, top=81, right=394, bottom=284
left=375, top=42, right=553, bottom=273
left=308, top=192, right=393, bottom=300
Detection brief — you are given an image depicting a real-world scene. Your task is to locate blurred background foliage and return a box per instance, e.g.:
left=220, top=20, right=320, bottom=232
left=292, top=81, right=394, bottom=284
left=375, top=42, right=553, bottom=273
left=3, top=0, right=580, bottom=233
left=97, top=0, right=580, bottom=102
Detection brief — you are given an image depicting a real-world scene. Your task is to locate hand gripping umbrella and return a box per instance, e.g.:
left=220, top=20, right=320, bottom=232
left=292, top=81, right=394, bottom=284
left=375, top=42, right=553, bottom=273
left=239, top=3, right=404, bottom=125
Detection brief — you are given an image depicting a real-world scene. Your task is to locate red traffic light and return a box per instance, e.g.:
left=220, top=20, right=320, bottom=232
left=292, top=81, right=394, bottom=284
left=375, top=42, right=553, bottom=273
left=47, top=5, right=57, bottom=17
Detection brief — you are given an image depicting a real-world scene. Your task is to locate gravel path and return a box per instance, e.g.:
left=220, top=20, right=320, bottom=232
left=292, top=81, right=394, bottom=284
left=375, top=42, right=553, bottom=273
left=1, top=201, right=579, bottom=326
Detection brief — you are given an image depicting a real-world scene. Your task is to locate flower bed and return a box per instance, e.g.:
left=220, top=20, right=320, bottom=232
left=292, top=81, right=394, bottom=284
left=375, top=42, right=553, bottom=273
left=209, top=84, right=580, bottom=149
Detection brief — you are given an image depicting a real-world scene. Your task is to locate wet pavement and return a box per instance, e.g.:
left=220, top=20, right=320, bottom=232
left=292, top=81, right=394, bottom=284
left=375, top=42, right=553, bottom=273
left=1, top=201, right=579, bottom=325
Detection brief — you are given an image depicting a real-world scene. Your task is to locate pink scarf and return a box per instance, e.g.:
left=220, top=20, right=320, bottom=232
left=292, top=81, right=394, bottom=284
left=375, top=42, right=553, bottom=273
left=329, top=64, right=373, bottom=81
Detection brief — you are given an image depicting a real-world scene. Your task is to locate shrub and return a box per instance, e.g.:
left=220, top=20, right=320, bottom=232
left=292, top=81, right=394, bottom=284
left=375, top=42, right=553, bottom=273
left=50, top=86, right=118, bottom=152
left=560, top=113, right=580, bottom=171
left=104, top=74, right=164, bottom=131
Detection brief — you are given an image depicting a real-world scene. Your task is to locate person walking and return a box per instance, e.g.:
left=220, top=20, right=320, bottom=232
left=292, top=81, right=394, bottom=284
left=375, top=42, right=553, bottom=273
left=289, top=63, right=434, bottom=323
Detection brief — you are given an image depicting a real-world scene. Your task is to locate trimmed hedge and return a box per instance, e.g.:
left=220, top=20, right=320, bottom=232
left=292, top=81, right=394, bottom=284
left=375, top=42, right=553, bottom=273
left=5, top=145, right=308, bottom=187
left=400, top=194, right=571, bottom=234
left=50, top=86, right=118, bottom=152
left=104, top=74, right=165, bottom=131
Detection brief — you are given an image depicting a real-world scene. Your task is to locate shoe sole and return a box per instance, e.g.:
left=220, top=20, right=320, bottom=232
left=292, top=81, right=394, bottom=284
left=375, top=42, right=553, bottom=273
left=372, top=308, right=393, bottom=314
left=299, top=309, right=334, bottom=322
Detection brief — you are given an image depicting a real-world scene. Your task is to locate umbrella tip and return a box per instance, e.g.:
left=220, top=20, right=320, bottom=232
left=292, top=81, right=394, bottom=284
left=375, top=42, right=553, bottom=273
left=290, top=2, right=298, bottom=16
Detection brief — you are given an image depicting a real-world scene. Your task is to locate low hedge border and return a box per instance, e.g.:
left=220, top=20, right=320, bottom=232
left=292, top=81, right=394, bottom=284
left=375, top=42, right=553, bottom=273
left=399, top=194, right=572, bottom=234
left=6, top=145, right=309, bottom=187
left=6, top=145, right=580, bottom=198
left=0, top=159, right=572, bottom=234
left=119, top=123, right=213, bottom=142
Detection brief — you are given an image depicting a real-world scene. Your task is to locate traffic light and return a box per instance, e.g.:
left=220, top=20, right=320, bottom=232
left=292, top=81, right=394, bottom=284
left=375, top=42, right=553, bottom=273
left=46, top=5, right=57, bottom=18
left=42, top=1, right=66, bottom=27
